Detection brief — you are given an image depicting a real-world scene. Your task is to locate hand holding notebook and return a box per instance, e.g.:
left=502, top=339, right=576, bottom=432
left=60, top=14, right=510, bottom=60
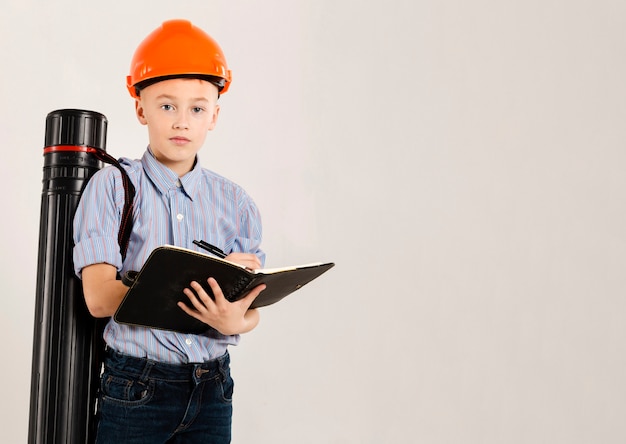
left=114, top=243, right=335, bottom=334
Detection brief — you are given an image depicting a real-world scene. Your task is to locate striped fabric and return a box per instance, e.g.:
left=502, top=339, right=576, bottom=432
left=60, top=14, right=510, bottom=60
left=73, top=147, right=264, bottom=363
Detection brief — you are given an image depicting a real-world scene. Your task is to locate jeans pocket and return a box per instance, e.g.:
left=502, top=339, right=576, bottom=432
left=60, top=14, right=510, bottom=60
left=218, top=373, right=234, bottom=403
left=101, top=373, right=154, bottom=407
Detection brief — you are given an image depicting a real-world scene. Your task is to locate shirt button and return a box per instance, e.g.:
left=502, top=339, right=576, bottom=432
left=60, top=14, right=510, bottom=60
left=185, top=338, right=192, bottom=346
left=177, top=214, right=184, bottom=221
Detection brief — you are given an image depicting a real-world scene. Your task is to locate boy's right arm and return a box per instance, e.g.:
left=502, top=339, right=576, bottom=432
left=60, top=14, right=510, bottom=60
left=81, top=263, right=129, bottom=318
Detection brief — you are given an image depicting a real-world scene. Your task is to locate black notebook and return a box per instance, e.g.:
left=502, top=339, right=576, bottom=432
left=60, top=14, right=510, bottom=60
left=114, top=245, right=335, bottom=334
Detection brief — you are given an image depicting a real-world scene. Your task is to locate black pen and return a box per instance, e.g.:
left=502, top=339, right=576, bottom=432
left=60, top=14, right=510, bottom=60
left=193, top=240, right=227, bottom=258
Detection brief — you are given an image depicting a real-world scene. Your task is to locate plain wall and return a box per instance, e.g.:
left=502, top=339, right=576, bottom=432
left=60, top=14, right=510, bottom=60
left=2, top=0, right=626, bottom=442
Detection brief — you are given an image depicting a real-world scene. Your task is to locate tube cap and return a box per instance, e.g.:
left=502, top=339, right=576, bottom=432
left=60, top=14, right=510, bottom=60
left=45, top=109, right=108, bottom=151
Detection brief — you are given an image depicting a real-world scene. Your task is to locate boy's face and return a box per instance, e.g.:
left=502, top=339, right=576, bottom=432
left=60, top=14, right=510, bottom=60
left=135, top=78, right=220, bottom=176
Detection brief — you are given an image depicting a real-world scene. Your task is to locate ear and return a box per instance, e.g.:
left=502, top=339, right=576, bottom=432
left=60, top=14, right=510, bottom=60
left=207, top=104, right=221, bottom=131
left=135, top=99, right=148, bottom=126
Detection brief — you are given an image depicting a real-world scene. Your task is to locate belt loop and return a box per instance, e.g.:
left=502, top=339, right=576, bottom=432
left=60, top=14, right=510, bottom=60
left=218, top=352, right=229, bottom=382
left=139, top=359, right=155, bottom=383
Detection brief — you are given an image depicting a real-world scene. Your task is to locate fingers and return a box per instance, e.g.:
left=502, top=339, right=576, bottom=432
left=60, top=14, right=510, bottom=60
left=177, top=278, right=266, bottom=335
left=178, top=280, right=220, bottom=322
left=181, top=282, right=210, bottom=312
left=224, top=252, right=262, bottom=270
left=180, top=278, right=265, bottom=312
left=177, top=299, right=201, bottom=319
left=205, top=277, right=226, bottom=302
left=182, top=278, right=262, bottom=306
left=205, top=278, right=265, bottom=309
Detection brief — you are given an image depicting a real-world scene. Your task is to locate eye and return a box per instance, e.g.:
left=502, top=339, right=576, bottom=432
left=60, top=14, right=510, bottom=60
left=192, top=107, right=204, bottom=114
left=160, top=104, right=174, bottom=111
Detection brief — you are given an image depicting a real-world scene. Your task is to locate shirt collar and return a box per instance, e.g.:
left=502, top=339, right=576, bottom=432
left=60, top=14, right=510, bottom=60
left=141, top=147, right=202, bottom=200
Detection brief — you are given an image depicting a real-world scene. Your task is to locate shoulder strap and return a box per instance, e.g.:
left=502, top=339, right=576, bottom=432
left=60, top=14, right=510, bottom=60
left=92, top=150, right=136, bottom=261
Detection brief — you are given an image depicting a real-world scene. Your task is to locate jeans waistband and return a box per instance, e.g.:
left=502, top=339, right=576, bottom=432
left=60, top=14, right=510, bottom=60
left=104, top=348, right=230, bottom=383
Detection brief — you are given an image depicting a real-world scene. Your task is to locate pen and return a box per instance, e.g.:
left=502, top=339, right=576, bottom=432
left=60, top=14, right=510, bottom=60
left=192, top=240, right=227, bottom=258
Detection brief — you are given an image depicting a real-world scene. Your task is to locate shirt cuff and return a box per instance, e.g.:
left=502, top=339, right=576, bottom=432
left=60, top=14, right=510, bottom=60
left=73, top=236, right=123, bottom=278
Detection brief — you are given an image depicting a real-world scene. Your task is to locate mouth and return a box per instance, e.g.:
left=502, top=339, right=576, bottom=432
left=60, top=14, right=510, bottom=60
left=170, top=136, right=191, bottom=145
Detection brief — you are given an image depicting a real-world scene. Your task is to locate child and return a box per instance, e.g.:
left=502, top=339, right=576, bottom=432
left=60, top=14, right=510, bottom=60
left=73, top=19, right=266, bottom=443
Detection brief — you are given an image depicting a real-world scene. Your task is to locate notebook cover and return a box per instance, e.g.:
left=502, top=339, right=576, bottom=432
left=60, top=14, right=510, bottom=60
left=114, top=245, right=334, bottom=333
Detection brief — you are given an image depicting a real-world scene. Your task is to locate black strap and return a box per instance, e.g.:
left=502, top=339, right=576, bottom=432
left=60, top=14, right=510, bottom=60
left=92, top=150, right=136, bottom=261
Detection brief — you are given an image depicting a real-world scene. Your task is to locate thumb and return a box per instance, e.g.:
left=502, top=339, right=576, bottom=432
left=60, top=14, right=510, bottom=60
left=239, top=284, right=266, bottom=309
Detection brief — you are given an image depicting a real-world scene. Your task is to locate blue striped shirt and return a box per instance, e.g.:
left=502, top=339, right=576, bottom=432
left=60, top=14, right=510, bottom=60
left=73, top=147, right=264, bottom=363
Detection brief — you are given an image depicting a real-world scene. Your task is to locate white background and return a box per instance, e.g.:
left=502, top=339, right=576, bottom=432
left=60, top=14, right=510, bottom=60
left=2, top=1, right=626, bottom=443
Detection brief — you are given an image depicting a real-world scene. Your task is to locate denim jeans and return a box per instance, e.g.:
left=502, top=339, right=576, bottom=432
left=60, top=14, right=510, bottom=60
left=95, top=349, right=234, bottom=444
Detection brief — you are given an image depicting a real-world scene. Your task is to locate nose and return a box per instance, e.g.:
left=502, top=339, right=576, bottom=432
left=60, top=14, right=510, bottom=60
left=173, top=113, right=189, bottom=130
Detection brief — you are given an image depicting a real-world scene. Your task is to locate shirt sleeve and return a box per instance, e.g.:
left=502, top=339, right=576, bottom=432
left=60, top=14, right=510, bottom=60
left=233, top=189, right=266, bottom=267
left=72, top=166, right=126, bottom=278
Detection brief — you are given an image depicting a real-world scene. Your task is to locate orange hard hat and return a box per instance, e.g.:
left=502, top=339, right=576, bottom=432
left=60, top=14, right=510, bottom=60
left=126, top=19, right=232, bottom=98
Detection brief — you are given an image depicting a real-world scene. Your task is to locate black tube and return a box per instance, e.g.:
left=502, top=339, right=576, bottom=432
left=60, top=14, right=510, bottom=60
left=29, top=109, right=108, bottom=444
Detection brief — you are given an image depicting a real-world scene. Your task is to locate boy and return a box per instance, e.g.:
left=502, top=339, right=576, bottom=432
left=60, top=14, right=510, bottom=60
left=73, top=19, right=266, bottom=443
